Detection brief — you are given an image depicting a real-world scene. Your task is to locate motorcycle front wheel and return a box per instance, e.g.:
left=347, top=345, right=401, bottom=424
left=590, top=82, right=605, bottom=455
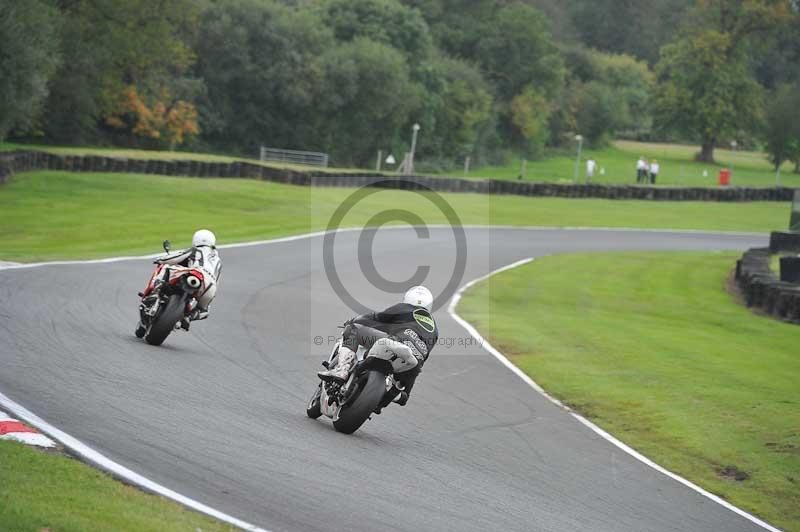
left=332, top=370, right=386, bottom=434
left=306, top=383, right=322, bottom=419
left=144, top=294, right=186, bottom=346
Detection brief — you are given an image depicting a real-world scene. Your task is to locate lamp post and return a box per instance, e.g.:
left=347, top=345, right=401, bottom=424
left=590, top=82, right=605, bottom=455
left=409, top=123, right=421, bottom=175
left=730, top=140, right=737, bottom=182
left=573, top=134, right=583, bottom=183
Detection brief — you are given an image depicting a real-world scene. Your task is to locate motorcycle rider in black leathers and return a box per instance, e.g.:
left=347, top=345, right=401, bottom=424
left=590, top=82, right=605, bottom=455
left=318, top=286, right=438, bottom=409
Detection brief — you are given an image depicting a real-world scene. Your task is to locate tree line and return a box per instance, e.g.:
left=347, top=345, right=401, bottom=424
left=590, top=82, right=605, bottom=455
left=1, top=0, right=798, bottom=170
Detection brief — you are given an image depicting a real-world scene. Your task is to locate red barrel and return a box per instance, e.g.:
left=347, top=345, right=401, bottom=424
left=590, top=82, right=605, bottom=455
left=719, top=168, right=730, bottom=186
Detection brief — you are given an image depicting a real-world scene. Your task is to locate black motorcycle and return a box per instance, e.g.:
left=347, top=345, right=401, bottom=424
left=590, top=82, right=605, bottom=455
left=307, top=324, right=416, bottom=434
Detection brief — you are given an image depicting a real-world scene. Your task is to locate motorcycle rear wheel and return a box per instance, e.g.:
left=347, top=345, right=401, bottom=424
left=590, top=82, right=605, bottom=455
left=144, top=294, right=185, bottom=346
left=332, top=370, right=386, bottom=434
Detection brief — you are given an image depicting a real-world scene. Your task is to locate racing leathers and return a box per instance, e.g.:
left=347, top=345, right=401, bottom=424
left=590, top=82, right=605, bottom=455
left=318, top=303, right=438, bottom=408
left=140, top=246, right=221, bottom=321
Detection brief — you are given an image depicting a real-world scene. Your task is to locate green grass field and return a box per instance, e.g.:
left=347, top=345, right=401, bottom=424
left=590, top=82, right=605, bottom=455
left=0, top=441, right=236, bottom=532
left=0, top=170, right=786, bottom=262
left=458, top=251, right=799, bottom=531
left=3, top=140, right=797, bottom=187
left=454, top=140, right=797, bottom=187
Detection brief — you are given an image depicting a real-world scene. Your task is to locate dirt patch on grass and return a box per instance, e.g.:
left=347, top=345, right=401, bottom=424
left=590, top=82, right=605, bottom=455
left=718, top=465, right=750, bottom=481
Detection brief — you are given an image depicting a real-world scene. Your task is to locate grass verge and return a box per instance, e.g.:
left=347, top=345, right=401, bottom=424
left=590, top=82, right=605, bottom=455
left=0, top=440, right=236, bottom=532
left=0, top=171, right=784, bottom=262
left=458, top=251, right=799, bottom=531
left=4, top=140, right=797, bottom=187
left=453, top=140, right=797, bottom=187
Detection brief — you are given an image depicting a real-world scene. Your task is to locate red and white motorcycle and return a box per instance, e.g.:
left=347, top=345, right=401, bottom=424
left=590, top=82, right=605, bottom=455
left=135, top=240, right=206, bottom=346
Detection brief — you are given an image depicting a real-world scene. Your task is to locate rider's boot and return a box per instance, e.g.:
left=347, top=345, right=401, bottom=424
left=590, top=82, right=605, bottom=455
left=317, top=346, right=356, bottom=382
left=180, top=307, right=209, bottom=331
left=375, top=383, right=408, bottom=415
left=190, top=307, right=209, bottom=321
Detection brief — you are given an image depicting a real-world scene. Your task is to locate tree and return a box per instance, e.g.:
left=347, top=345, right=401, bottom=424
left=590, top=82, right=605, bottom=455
left=654, top=31, right=763, bottom=162
left=472, top=3, right=564, bottom=158
left=195, top=0, right=333, bottom=154
left=598, top=54, right=653, bottom=136
left=412, top=55, right=493, bottom=162
left=320, top=0, right=433, bottom=67
left=0, top=0, right=61, bottom=141
left=42, top=0, right=201, bottom=144
left=476, top=3, right=563, bottom=102
left=687, top=0, right=794, bottom=42
left=318, top=38, right=418, bottom=166
left=406, top=0, right=497, bottom=61
left=105, top=86, right=199, bottom=149
left=510, top=86, right=551, bottom=156
left=750, top=9, right=800, bottom=88
left=653, top=0, right=795, bottom=161
left=562, top=46, right=654, bottom=140
left=572, top=81, right=623, bottom=146
left=568, top=0, right=694, bottom=64
left=764, top=84, right=800, bottom=171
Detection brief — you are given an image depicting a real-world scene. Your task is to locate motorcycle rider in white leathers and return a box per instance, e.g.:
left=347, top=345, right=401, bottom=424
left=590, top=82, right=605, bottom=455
left=137, top=229, right=221, bottom=331
left=317, top=286, right=437, bottom=409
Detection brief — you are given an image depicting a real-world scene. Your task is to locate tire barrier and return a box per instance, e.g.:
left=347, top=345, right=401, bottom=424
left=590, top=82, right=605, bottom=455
left=735, top=246, right=800, bottom=323
left=780, top=256, right=800, bottom=283
left=1, top=150, right=797, bottom=202
left=769, top=231, right=800, bottom=252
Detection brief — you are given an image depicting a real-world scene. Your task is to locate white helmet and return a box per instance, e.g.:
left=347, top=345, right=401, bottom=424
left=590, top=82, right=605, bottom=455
left=192, top=229, right=216, bottom=248
left=403, top=285, right=433, bottom=311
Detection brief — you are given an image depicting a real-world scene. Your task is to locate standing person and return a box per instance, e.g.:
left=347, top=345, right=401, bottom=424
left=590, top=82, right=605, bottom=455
left=636, top=156, right=647, bottom=183
left=650, top=159, right=660, bottom=184
left=586, top=158, right=597, bottom=183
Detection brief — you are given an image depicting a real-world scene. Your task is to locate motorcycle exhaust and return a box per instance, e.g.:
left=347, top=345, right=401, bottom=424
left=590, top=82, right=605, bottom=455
left=185, top=275, right=202, bottom=289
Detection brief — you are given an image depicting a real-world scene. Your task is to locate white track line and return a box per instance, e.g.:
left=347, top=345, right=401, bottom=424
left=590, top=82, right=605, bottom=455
left=447, top=258, right=782, bottom=532
left=0, top=391, right=269, bottom=532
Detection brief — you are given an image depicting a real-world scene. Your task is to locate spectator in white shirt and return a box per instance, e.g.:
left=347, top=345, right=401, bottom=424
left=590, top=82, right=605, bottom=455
left=586, top=158, right=597, bottom=183
left=649, top=160, right=660, bottom=184
left=636, top=156, right=647, bottom=183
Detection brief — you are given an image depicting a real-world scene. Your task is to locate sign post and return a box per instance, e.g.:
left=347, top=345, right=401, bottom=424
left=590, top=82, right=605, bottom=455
left=573, top=134, right=583, bottom=183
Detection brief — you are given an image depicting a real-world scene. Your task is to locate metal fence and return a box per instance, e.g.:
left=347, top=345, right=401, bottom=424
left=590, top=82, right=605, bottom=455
left=259, top=146, right=329, bottom=167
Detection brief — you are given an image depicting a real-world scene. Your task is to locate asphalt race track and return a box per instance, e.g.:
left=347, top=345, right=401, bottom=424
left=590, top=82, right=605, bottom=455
left=0, top=227, right=771, bottom=532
